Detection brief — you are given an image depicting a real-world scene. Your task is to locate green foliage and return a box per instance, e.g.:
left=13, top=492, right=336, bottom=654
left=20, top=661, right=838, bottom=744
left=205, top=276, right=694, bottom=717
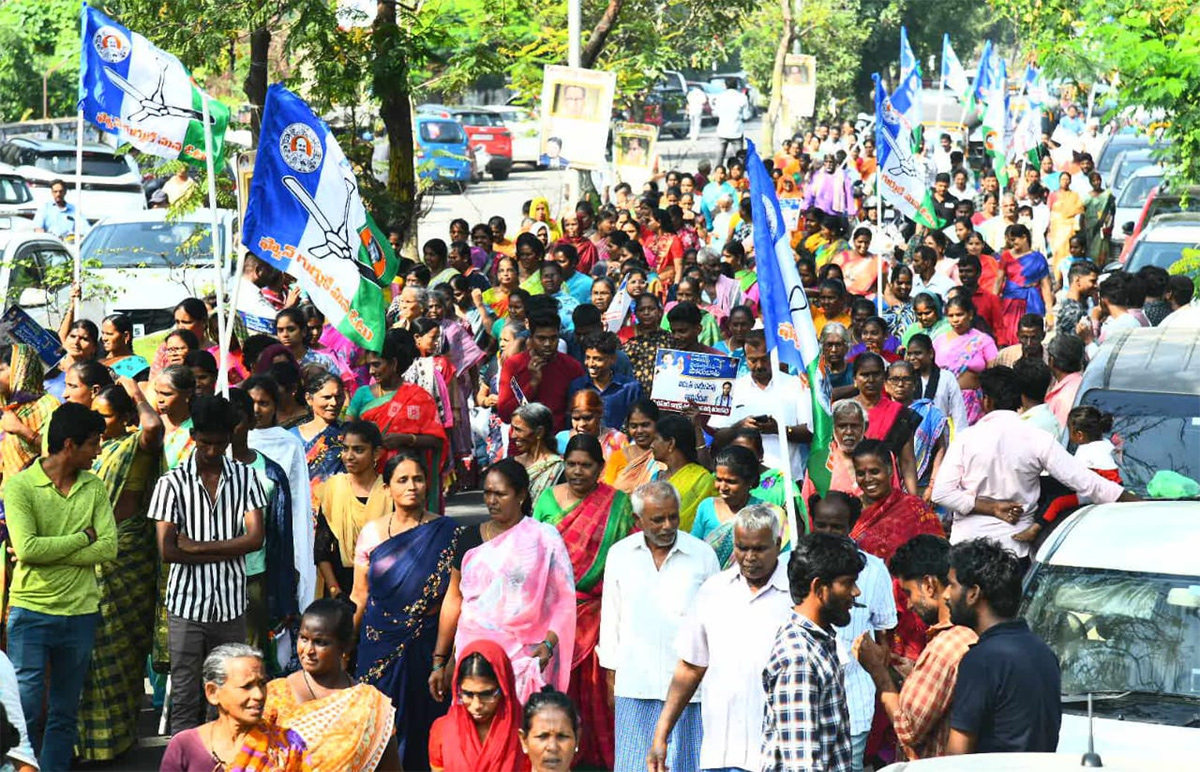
left=1171, top=247, right=1200, bottom=296
left=0, top=0, right=87, bottom=121
left=991, top=0, right=1200, bottom=186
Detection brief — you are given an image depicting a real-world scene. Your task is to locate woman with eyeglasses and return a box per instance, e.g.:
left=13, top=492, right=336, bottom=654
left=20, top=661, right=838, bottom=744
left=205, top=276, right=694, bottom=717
left=850, top=353, right=920, bottom=495
left=149, top=298, right=216, bottom=377
left=429, top=641, right=525, bottom=772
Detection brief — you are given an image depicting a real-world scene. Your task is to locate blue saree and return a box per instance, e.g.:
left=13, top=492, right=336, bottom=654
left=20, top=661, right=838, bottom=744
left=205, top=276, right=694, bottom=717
left=356, top=516, right=460, bottom=771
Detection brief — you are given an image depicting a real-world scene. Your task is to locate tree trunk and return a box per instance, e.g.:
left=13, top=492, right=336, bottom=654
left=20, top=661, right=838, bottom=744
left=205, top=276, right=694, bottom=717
left=762, top=0, right=797, bottom=152
left=375, top=0, right=417, bottom=253
left=580, top=0, right=624, bottom=69
left=243, top=26, right=271, bottom=145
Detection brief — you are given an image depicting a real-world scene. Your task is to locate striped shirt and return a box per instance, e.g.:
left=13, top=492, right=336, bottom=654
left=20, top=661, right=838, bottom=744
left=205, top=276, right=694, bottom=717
left=149, top=455, right=267, bottom=623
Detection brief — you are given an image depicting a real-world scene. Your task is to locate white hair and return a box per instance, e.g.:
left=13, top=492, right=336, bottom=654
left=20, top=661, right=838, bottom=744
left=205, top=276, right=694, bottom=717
left=820, top=322, right=851, bottom=344
left=403, top=285, right=430, bottom=311
left=202, top=643, right=261, bottom=688
left=631, top=480, right=681, bottom=517
left=832, top=398, right=869, bottom=427
left=696, top=247, right=722, bottom=266
left=734, top=504, right=781, bottom=540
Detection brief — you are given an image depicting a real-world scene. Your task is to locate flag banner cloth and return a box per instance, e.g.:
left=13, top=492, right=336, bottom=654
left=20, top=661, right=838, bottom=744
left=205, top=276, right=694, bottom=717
left=745, top=139, right=832, bottom=496
left=941, top=34, right=969, bottom=100
left=900, top=26, right=920, bottom=82
left=874, top=73, right=943, bottom=229
left=79, top=5, right=230, bottom=168
left=980, top=53, right=1010, bottom=189
left=897, top=26, right=923, bottom=135
left=242, top=84, right=400, bottom=352
left=968, top=39, right=996, bottom=113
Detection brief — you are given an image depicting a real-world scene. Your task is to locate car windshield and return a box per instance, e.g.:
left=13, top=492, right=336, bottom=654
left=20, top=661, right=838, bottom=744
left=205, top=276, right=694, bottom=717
left=1098, top=140, right=1147, bottom=174
left=81, top=221, right=224, bottom=268
left=419, top=121, right=466, bottom=144
left=1077, top=389, right=1200, bottom=493
left=1023, top=564, right=1200, bottom=702
left=1114, top=156, right=1154, bottom=191
left=456, top=113, right=499, bottom=127
left=0, top=176, right=31, bottom=204
left=1126, top=239, right=1195, bottom=271
left=32, top=151, right=132, bottom=177
left=1118, top=174, right=1163, bottom=207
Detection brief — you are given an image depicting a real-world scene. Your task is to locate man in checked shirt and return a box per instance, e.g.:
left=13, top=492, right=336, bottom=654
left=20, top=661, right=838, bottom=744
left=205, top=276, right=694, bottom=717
left=853, top=535, right=977, bottom=759
left=760, top=533, right=864, bottom=772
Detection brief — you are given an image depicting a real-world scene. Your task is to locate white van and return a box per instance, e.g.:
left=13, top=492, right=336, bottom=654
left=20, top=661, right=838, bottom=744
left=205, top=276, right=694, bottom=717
left=1022, top=501, right=1200, bottom=763
left=0, top=137, right=145, bottom=223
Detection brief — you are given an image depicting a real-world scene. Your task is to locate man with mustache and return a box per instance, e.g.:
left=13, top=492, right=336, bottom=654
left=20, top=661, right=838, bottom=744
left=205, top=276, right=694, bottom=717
left=760, top=532, right=865, bottom=772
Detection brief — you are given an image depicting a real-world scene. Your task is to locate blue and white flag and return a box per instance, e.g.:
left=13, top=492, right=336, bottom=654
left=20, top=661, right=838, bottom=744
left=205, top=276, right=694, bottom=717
left=898, top=26, right=923, bottom=131
left=941, top=34, right=969, bottom=100
left=242, top=84, right=400, bottom=352
left=745, top=139, right=832, bottom=500
left=79, top=5, right=229, bottom=168
left=900, top=26, right=920, bottom=82
left=874, top=73, right=942, bottom=230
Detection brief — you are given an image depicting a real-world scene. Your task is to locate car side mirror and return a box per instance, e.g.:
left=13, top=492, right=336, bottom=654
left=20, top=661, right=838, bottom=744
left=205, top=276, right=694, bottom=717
left=1102, top=261, right=1123, bottom=273
left=1122, top=221, right=1135, bottom=236
left=18, top=287, right=49, bottom=307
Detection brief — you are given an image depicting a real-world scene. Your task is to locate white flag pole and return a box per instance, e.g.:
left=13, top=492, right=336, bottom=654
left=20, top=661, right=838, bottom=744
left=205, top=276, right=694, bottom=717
left=876, top=194, right=884, bottom=313
left=935, top=43, right=947, bottom=144
left=769, top=348, right=802, bottom=548
left=200, top=94, right=229, bottom=397
left=72, top=107, right=84, bottom=310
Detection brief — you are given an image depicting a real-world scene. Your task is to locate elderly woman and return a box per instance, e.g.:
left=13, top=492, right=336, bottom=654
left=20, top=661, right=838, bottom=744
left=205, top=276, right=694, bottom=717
left=160, top=644, right=312, bottom=771
left=819, top=322, right=857, bottom=399
left=389, top=285, right=431, bottom=330
left=511, top=402, right=565, bottom=504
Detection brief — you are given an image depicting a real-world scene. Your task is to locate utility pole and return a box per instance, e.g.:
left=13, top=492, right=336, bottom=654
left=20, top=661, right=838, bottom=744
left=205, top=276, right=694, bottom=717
left=568, top=0, right=581, bottom=68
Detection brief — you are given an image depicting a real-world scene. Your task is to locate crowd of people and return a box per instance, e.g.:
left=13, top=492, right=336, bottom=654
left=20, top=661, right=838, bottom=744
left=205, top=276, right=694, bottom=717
left=0, top=98, right=1180, bottom=772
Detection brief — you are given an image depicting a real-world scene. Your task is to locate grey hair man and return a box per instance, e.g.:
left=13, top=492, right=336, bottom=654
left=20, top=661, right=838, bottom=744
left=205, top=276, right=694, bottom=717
left=648, top=504, right=793, bottom=772
left=600, top=481, right=718, bottom=772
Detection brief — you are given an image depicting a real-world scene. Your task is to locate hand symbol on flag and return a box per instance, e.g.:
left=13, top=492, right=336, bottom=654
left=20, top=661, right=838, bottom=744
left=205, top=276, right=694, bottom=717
left=106, top=61, right=207, bottom=124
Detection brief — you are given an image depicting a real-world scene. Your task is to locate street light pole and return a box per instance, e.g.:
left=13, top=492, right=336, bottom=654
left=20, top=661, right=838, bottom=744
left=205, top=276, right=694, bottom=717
left=568, top=0, right=581, bottom=68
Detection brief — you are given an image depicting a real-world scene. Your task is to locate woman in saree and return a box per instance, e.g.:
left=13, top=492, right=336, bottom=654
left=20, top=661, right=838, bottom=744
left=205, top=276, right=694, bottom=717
left=532, top=434, right=633, bottom=770
left=266, top=359, right=310, bottom=430
left=555, top=389, right=628, bottom=462
left=832, top=227, right=888, bottom=298
left=511, top=402, right=565, bottom=505
left=515, top=233, right=546, bottom=295
left=996, top=223, right=1053, bottom=346
left=726, top=426, right=805, bottom=527
left=557, top=211, right=598, bottom=275
left=900, top=292, right=951, bottom=347
left=266, top=599, right=399, bottom=771
left=314, top=421, right=388, bottom=600
left=74, top=378, right=164, bottom=762
left=100, top=313, right=150, bottom=380
left=0, top=343, right=59, bottom=490
left=350, top=451, right=461, bottom=770
left=152, top=364, right=196, bottom=469
left=429, top=641, right=525, bottom=772
left=429, top=459, right=575, bottom=705
left=275, top=307, right=346, bottom=388
left=1082, top=170, right=1115, bottom=264
left=527, top=196, right=562, bottom=242
left=149, top=297, right=218, bottom=377
left=160, top=644, right=313, bottom=771
left=883, top=360, right=948, bottom=502
left=802, top=398, right=868, bottom=500
left=692, top=444, right=782, bottom=568
left=1047, top=171, right=1084, bottom=262
left=641, top=207, right=684, bottom=287
left=847, top=316, right=902, bottom=364
left=851, top=353, right=920, bottom=494
left=882, top=265, right=916, bottom=338
left=490, top=288, right=532, bottom=342
left=933, top=295, right=998, bottom=425
left=603, top=399, right=662, bottom=493
left=292, top=372, right=346, bottom=513
left=353, top=328, right=449, bottom=512
left=650, top=413, right=715, bottom=532
left=661, top=277, right=722, bottom=346
left=813, top=214, right=849, bottom=268
left=46, top=311, right=100, bottom=399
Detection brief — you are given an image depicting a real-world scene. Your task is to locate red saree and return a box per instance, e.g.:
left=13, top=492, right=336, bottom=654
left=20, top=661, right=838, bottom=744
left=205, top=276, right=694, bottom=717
left=361, top=383, right=449, bottom=512
left=430, top=640, right=528, bottom=772
left=863, top=396, right=905, bottom=442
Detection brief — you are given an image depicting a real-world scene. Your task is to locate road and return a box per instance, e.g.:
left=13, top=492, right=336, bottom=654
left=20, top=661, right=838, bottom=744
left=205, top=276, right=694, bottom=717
left=416, top=118, right=764, bottom=242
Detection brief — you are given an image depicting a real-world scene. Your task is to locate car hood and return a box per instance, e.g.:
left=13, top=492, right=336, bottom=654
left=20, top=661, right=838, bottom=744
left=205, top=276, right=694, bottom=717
left=1059, top=711, right=1200, bottom=763
left=92, top=266, right=222, bottom=310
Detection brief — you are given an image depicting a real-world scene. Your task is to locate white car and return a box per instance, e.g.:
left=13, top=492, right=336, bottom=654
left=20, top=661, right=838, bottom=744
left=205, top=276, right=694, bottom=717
left=78, top=208, right=237, bottom=336
left=0, top=136, right=145, bottom=223
left=0, top=173, right=37, bottom=220
left=0, top=227, right=105, bottom=330
left=489, top=105, right=541, bottom=166
left=1022, top=501, right=1200, bottom=764
left=1111, top=164, right=1164, bottom=250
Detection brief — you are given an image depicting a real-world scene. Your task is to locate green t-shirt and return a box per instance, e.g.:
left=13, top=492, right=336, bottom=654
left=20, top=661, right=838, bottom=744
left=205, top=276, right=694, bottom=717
left=244, top=453, right=277, bottom=577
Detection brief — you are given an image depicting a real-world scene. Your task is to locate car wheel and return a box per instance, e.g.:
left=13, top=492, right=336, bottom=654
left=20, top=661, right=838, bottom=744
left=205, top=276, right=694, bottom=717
left=492, top=169, right=510, bottom=181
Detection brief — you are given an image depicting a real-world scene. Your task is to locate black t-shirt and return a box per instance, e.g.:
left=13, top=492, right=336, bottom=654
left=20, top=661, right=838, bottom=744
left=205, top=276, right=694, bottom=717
left=951, top=619, right=1062, bottom=752
left=451, top=523, right=485, bottom=571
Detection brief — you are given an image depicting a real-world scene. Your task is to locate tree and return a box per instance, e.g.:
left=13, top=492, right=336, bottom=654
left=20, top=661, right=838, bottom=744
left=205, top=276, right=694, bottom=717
left=990, top=0, right=1200, bottom=185
left=0, top=0, right=85, bottom=121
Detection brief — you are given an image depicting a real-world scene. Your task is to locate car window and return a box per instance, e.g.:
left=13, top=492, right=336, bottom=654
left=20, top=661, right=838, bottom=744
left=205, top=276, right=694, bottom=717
left=31, top=151, right=133, bottom=177
left=1146, top=197, right=1200, bottom=221
left=1118, top=174, right=1164, bottom=207
left=1078, top=388, right=1200, bottom=493
left=3, top=244, right=45, bottom=306
left=1098, top=140, right=1147, bottom=174
left=1126, top=240, right=1195, bottom=271
left=37, top=246, right=73, bottom=290
left=80, top=221, right=225, bottom=268
left=0, top=176, right=31, bottom=204
left=419, top=121, right=466, bottom=145
left=455, top=113, right=496, bottom=127
left=1114, top=157, right=1154, bottom=191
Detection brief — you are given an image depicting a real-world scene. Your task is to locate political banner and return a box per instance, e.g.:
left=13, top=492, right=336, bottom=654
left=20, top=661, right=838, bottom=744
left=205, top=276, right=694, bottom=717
left=242, top=84, right=401, bottom=352
left=649, top=349, right=739, bottom=416
left=781, top=54, right=817, bottom=130
left=874, top=73, right=943, bottom=229
left=79, top=5, right=230, bottom=168
left=613, top=122, right=657, bottom=189
left=0, top=306, right=66, bottom=369
left=538, top=66, right=616, bottom=171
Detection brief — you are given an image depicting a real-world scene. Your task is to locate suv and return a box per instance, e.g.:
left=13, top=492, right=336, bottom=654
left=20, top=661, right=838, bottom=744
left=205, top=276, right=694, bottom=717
left=1117, top=180, right=1200, bottom=263
left=418, top=106, right=512, bottom=180
left=1096, top=134, right=1150, bottom=187
left=1110, top=164, right=1164, bottom=252
left=0, top=137, right=145, bottom=222
left=0, top=174, right=36, bottom=220
left=1120, top=212, right=1200, bottom=273
left=0, top=228, right=103, bottom=330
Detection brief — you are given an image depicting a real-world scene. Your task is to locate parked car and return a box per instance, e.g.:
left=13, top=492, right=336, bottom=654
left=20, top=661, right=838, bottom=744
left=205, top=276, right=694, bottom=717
left=685, top=81, right=717, bottom=127
left=0, top=136, right=145, bottom=222
left=77, top=208, right=237, bottom=336
left=489, top=105, right=541, bottom=166
left=1023, top=501, right=1200, bottom=762
left=412, top=115, right=473, bottom=193
left=428, top=106, right=513, bottom=181
left=1117, top=180, right=1200, bottom=263
left=1119, top=212, right=1200, bottom=273
left=707, top=72, right=762, bottom=116
left=1110, top=164, right=1164, bottom=251
left=0, top=227, right=102, bottom=330
left=1095, top=134, right=1150, bottom=187
left=1109, top=147, right=1161, bottom=197
left=0, top=173, right=37, bottom=221
left=640, top=70, right=690, bottom=139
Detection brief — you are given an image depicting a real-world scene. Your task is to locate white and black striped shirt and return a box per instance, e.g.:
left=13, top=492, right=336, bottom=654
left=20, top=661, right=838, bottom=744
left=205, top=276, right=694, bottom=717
left=149, top=456, right=268, bottom=623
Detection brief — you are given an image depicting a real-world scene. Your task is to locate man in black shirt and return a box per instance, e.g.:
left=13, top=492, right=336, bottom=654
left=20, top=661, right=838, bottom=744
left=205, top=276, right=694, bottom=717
left=946, top=538, right=1061, bottom=754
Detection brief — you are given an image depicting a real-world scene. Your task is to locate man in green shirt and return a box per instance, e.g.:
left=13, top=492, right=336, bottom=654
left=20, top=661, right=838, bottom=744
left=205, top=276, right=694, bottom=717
left=5, top=401, right=116, bottom=771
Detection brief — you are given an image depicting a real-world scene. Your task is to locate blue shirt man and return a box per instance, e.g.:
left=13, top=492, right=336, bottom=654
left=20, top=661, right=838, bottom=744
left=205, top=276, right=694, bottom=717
left=568, top=330, right=643, bottom=431
left=33, top=180, right=78, bottom=238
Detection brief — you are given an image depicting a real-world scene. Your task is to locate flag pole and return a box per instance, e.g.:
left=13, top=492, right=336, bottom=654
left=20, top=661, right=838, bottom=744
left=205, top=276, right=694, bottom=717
left=72, top=107, right=84, bottom=310
left=876, top=193, right=884, bottom=314
left=769, top=348, right=802, bottom=548
left=201, top=94, right=229, bottom=397
left=935, top=40, right=947, bottom=146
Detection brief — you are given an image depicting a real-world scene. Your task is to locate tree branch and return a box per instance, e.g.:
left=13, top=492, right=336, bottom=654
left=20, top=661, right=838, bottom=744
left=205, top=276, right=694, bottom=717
left=581, top=0, right=624, bottom=69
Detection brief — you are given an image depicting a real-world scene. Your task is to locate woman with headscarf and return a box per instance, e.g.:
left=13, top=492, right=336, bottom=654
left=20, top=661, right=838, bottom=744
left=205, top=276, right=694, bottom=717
left=557, top=212, right=598, bottom=275
left=429, top=641, right=527, bottom=772
left=527, top=197, right=562, bottom=242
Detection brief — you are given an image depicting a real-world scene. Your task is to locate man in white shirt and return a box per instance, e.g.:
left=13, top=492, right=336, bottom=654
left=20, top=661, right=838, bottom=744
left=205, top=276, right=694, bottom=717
left=600, top=481, right=719, bottom=772
left=712, top=78, right=748, bottom=167
left=810, top=493, right=897, bottom=771
left=932, top=367, right=1131, bottom=560
left=708, top=331, right=813, bottom=480
left=933, top=133, right=955, bottom=175
left=687, top=86, right=709, bottom=142
left=648, top=505, right=793, bottom=772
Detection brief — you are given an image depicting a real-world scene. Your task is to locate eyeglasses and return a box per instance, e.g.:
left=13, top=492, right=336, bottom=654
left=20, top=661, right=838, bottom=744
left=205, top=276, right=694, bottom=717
left=458, top=687, right=502, bottom=704
left=886, top=376, right=915, bottom=384
left=165, top=346, right=190, bottom=354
